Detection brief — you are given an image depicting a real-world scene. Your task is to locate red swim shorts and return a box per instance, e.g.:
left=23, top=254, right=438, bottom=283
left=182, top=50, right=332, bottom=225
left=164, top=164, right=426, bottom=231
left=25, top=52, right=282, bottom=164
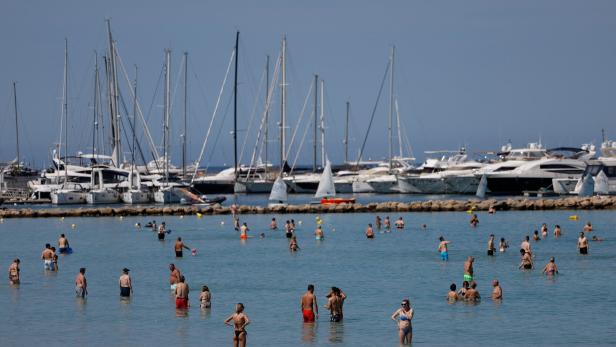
left=176, top=297, right=188, bottom=309
left=303, top=309, right=315, bottom=322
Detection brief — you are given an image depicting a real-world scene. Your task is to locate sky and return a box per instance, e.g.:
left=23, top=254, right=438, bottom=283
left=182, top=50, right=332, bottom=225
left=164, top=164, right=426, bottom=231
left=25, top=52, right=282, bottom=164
left=1, top=0, right=615, bottom=169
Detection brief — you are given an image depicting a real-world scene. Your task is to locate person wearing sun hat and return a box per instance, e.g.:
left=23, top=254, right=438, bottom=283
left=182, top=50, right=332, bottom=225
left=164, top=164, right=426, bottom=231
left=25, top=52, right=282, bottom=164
left=119, top=268, right=133, bottom=297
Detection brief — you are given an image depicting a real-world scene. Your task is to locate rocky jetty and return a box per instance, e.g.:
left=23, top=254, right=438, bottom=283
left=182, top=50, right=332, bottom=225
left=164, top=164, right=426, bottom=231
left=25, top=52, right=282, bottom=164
left=1, top=196, right=616, bottom=219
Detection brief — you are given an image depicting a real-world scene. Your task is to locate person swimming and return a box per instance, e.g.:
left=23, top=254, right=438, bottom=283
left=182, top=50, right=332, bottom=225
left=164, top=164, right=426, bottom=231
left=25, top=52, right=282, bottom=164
left=457, top=281, right=469, bottom=299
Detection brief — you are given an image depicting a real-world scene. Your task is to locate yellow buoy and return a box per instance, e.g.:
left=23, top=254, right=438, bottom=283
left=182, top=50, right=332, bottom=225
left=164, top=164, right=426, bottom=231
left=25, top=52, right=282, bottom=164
left=569, top=215, right=578, bottom=220
left=196, top=213, right=203, bottom=218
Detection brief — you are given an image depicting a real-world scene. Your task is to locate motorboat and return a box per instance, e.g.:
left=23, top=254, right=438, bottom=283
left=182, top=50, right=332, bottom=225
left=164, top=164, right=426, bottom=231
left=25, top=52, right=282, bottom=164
left=554, top=141, right=616, bottom=195
left=86, top=167, right=124, bottom=204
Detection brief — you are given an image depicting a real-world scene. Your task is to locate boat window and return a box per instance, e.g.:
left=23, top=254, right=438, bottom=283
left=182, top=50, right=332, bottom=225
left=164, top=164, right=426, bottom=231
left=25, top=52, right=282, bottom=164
left=539, top=164, right=579, bottom=169
left=494, top=166, right=516, bottom=172
left=605, top=166, right=616, bottom=178
left=583, top=165, right=603, bottom=176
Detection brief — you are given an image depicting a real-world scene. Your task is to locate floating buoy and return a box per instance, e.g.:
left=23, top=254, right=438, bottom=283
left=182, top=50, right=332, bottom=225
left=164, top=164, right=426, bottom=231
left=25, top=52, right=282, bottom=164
left=466, top=210, right=473, bottom=214
left=332, top=228, right=336, bottom=232
left=60, top=217, right=65, bottom=221
left=119, top=216, right=124, bottom=220
left=179, top=215, right=184, bottom=219
left=0, top=218, right=4, bottom=223
left=298, top=220, right=303, bottom=225
left=191, top=249, right=197, bottom=256
left=196, top=213, right=203, bottom=218
left=71, top=224, right=77, bottom=229
left=135, top=223, right=140, bottom=228
left=569, top=215, right=578, bottom=220
left=220, top=221, right=224, bottom=225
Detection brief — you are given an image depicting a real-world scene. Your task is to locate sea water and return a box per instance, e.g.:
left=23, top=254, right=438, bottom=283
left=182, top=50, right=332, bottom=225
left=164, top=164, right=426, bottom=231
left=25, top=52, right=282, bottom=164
left=1, top=209, right=615, bottom=346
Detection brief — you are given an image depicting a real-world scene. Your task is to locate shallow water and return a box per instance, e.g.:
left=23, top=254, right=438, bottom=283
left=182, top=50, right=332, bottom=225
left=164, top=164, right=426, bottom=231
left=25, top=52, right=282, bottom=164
left=1, top=209, right=615, bottom=346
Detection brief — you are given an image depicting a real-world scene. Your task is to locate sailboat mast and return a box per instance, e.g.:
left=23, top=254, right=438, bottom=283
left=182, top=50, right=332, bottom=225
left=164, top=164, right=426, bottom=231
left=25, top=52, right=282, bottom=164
left=280, top=36, right=287, bottom=168
left=313, top=74, right=318, bottom=172
left=388, top=46, right=395, bottom=171
left=132, top=65, right=137, bottom=181
left=63, top=38, right=69, bottom=183
left=345, top=101, right=349, bottom=164
left=320, top=79, right=325, bottom=168
left=395, top=98, right=403, bottom=157
left=164, top=48, right=171, bottom=184
left=92, top=54, right=99, bottom=157
left=265, top=55, right=269, bottom=178
left=106, top=20, right=121, bottom=167
left=12, top=82, right=20, bottom=171
left=183, top=51, right=188, bottom=177
left=233, top=31, right=239, bottom=181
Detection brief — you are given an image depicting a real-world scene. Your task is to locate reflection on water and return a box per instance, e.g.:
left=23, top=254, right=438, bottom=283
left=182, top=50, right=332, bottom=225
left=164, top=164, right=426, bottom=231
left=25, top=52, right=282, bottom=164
left=302, top=322, right=317, bottom=343
left=328, top=321, right=344, bottom=344
left=175, top=308, right=189, bottom=318
left=200, top=307, right=211, bottom=319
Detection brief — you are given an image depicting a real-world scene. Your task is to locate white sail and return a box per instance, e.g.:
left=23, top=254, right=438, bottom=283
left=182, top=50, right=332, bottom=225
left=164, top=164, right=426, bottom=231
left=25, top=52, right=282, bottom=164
left=595, top=171, right=609, bottom=195
left=475, top=174, right=487, bottom=199
left=315, top=160, right=335, bottom=198
left=269, top=176, right=288, bottom=203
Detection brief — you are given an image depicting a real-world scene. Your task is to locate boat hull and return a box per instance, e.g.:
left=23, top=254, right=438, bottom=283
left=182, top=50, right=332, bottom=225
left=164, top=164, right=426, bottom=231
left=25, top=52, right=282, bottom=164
left=191, top=181, right=234, bottom=194
left=320, top=197, right=356, bottom=204
left=234, top=180, right=274, bottom=194
left=121, top=190, right=152, bottom=204
left=154, top=188, right=183, bottom=204
left=486, top=177, right=555, bottom=195
left=87, top=189, right=121, bottom=204
left=51, top=191, right=87, bottom=205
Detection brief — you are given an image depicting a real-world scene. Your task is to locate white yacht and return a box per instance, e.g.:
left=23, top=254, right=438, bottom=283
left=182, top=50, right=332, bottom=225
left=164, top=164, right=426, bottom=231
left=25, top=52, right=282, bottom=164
left=86, top=167, right=124, bottom=204
left=364, top=158, right=418, bottom=193
left=553, top=141, right=616, bottom=195
left=120, top=169, right=151, bottom=204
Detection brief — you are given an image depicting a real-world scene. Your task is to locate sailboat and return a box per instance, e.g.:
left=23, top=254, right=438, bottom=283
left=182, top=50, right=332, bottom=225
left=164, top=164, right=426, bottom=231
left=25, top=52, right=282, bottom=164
left=316, top=160, right=355, bottom=204
left=268, top=175, right=288, bottom=207
left=51, top=39, right=88, bottom=205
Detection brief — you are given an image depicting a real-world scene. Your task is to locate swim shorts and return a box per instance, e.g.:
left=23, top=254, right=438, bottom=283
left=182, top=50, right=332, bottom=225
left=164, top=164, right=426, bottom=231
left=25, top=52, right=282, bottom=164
left=464, top=274, right=473, bottom=282
left=303, top=309, right=315, bottom=322
left=120, top=286, right=131, bottom=297
left=158, top=233, right=165, bottom=240
left=487, top=250, right=494, bottom=256
left=440, top=251, right=448, bottom=261
left=176, top=297, right=188, bottom=309
left=175, top=250, right=183, bottom=258
left=579, top=247, right=588, bottom=255
left=44, top=260, right=53, bottom=270
left=75, top=286, right=86, bottom=298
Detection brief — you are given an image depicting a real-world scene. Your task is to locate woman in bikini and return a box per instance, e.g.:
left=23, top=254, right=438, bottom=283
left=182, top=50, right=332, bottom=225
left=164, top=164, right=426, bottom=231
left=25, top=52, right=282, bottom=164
left=391, top=298, right=414, bottom=344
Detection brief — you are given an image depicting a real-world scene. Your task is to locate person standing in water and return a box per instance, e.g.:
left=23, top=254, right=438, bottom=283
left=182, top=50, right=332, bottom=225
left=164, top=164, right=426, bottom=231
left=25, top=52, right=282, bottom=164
left=174, top=237, right=191, bottom=257
left=41, top=244, right=53, bottom=270
left=75, top=267, right=87, bottom=298
left=119, top=268, right=133, bottom=298
left=541, top=223, right=548, bottom=239
left=285, top=220, right=293, bottom=238
left=578, top=232, right=589, bottom=255
left=270, top=218, right=278, bottom=230
left=542, top=257, right=559, bottom=276
left=158, top=222, right=167, bottom=241
left=499, top=238, right=509, bottom=252
left=289, top=236, right=300, bottom=251
left=447, top=283, right=458, bottom=303
left=175, top=275, right=189, bottom=309
left=384, top=216, right=391, bottom=231
left=464, top=281, right=480, bottom=302
left=470, top=214, right=479, bottom=227
left=520, top=235, right=532, bottom=256
left=224, top=303, right=250, bottom=347
left=519, top=249, right=533, bottom=270
left=391, top=298, right=414, bottom=344
left=169, top=264, right=181, bottom=291
left=301, top=284, right=319, bottom=322
left=325, top=287, right=346, bottom=322
left=366, top=223, right=375, bottom=239
left=533, top=230, right=541, bottom=241
left=58, top=234, right=70, bottom=254
left=315, top=226, right=324, bottom=240
left=240, top=223, right=249, bottom=240
left=487, top=234, right=496, bottom=256
left=395, top=217, right=405, bottom=229
left=375, top=216, right=382, bottom=230
left=8, top=258, right=20, bottom=285
left=199, top=285, right=211, bottom=309
left=438, top=236, right=450, bottom=261
left=554, top=225, right=562, bottom=237
left=491, top=280, right=502, bottom=300
left=463, top=256, right=474, bottom=282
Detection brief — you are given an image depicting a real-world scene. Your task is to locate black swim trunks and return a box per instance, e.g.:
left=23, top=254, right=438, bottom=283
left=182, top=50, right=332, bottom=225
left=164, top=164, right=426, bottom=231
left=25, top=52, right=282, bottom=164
left=487, top=250, right=494, bottom=256
left=330, top=314, right=342, bottom=322
left=120, top=286, right=130, bottom=297
left=579, top=247, right=588, bottom=255
left=158, top=233, right=165, bottom=241
left=175, top=250, right=183, bottom=258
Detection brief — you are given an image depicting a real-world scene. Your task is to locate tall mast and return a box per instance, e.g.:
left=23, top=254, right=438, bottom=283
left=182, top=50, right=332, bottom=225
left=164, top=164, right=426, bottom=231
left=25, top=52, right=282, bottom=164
left=345, top=101, right=350, bottom=164
left=280, top=36, right=287, bottom=168
left=395, top=98, right=403, bottom=157
left=320, top=79, right=325, bottom=168
left=265, top=55, right=269, bottom=178
left=106, top=19, right=121, bottom=167
left=12, top=82, right=20, bottom=171
left=313, top=74, right=318, bottom=172
left=233, top=31, right=239, bottom=181
left=132, top=65, right=137, bottom=183
left=388, top=46, right=395, bottom=171
left=92, top=54, right=99, bottom=157
left=164, top=48, right=171, bottom=185
left=182, top=51, right=188, bottom=177
left=63, top=38, right=69, bottom=184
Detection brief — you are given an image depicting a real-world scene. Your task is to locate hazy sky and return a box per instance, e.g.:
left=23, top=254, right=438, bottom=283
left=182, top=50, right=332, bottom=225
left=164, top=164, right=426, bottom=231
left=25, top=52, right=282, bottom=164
left=1, top=0, right=615, bottom=168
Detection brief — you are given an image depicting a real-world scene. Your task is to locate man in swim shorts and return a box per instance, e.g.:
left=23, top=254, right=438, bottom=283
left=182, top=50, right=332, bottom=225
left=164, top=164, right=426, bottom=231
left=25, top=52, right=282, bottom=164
left=519, top=249, right=533, bottom=270
left=119, top=268, right=133, bottom=297
left=158, top=222, right=167, bottom=241
left=487, top=234, right=495, bottom=256
left=366, top=223, right=374, bottom=239
left=301, top=284, right=319, bottom=322
left=315, top=226, right=324, bottom=240
left=175, top=275, right=189, bottom=309
left=58, top=234, right=70, bottom=254
left=174, top=237, right=191, bottom=257
left=491, top=279, right=502, bottom=300
left=169, top=264, right=181, bottom=291
left=75, top=267, right=87, bottom=298
left=8, top=258, right=20, bottom=285
left=438, top=236, right=450, bottom=261
left=520, top=235, right=532, bottom=256
left=463, top=256, right=474, bottom=282
left=464, top=281, right=480, bottom=302
left=578, top=232, right=589, bottom=254
left=240, top=223, right=249, bottom=240
left=41, top=244, right=53, bottom=270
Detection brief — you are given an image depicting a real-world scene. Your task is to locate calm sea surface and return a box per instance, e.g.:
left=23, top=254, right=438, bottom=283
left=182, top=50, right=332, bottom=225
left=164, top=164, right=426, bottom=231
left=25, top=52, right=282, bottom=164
left=1, top=209, right=615, bottom=346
